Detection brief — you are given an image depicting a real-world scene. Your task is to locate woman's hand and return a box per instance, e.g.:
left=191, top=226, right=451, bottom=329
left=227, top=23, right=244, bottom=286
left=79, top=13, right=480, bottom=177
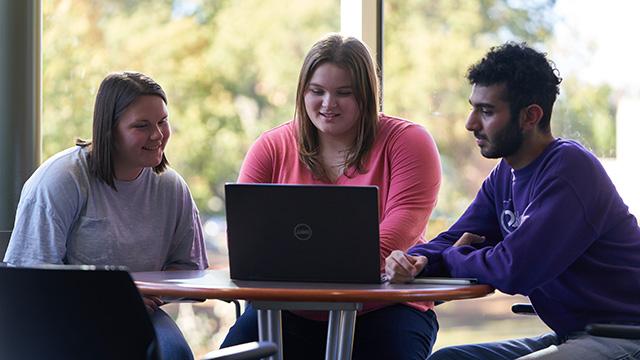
left=385, top=250, right=428, bottom=283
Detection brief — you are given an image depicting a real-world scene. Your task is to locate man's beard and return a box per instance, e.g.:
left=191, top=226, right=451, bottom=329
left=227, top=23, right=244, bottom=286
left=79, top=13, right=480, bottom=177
left=476, top=115, right=523, bottom=159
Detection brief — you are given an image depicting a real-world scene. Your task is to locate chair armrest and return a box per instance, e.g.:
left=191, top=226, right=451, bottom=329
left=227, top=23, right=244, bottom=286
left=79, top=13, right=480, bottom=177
left=201, top=341, right=278, bottom=360
left=586, top=324, right=640, bottom=339
left=511, top=303, right=536, bottom=315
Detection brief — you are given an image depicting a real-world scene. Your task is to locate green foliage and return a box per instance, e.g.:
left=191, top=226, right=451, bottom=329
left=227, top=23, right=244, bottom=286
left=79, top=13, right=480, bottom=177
left=43, top=0, right=339, bottom=215
left=553, top=77, right=616, bottom=157
left=383, top=0, right=614, bottom=219
left=43, top=0, right=616, bottom=221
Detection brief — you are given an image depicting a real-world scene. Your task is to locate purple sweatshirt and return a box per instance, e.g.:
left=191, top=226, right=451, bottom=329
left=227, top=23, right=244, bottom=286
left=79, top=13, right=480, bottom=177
left=409, top=139, right=640, bottom=337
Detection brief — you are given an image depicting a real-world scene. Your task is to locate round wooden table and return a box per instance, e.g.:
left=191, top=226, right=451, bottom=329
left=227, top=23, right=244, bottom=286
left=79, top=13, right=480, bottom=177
left=133, top=270, right=494, bottom=360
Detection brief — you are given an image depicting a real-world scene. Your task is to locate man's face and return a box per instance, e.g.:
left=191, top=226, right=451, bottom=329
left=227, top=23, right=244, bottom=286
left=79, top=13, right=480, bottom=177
left=465, top=83, right=523, bottom=159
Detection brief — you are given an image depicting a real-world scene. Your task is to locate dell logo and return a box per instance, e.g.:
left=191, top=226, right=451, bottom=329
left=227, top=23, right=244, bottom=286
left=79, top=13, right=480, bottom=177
left=293, top=223, right=312, bottom=241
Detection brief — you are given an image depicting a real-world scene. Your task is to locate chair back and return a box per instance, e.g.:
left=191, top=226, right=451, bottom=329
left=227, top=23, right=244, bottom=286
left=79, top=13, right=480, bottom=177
left=0, top=265, right=159, bottom=360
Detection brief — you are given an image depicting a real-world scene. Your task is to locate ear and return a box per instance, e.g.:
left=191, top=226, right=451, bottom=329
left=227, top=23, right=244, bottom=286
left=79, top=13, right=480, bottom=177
left=519, top=104, right=544, bottom=131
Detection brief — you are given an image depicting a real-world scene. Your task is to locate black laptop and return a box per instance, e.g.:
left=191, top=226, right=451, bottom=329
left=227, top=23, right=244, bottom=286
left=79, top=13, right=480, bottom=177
left=225, top=183, right=381, bottom=283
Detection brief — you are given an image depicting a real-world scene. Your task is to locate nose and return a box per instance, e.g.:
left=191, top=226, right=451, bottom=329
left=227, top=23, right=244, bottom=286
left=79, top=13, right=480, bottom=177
left=150, top=124, right=164, bottom=140
left=465, top=110, right=479, bottom=132
left=322, top=94, right=337, bottom=109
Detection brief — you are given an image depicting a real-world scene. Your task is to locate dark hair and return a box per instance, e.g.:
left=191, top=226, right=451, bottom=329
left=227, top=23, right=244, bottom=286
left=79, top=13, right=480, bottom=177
left=294, top=34, right=380, bottom=181
left=76, top=71, right=168, bottom=189
left=466, top=42, right=562, bottom=132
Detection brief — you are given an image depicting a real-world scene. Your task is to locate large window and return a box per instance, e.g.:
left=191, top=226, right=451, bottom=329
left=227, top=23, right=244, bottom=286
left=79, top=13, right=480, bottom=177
left=43, top=0, right=639, bottom=356
left=43, top=0, right=340, bottom=354
left=384, top=0, right=640, bottom=349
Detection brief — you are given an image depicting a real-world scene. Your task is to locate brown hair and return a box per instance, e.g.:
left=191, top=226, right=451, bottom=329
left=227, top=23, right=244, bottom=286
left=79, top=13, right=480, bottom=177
left=294, top=34, right=380, bottom=181
left=76, top=71, right=168, bottom=189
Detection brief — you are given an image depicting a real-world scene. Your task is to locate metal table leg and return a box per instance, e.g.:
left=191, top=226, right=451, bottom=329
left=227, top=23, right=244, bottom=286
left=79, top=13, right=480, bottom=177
left=254, top=301, right=362, bottom=360
left=325, top=310, right=342, bottom=360
left=257, top=309, right=283, bottom=360
left=337, top=310, right=357, bottom=360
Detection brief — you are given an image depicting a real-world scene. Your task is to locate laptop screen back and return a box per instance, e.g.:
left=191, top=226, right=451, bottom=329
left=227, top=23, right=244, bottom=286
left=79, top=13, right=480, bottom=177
left=225, top=183, right=381, bottom=283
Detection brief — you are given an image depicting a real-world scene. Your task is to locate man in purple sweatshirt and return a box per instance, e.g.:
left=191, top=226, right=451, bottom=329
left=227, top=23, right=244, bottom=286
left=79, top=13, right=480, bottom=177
left=386, top=42, right=640, bottom=359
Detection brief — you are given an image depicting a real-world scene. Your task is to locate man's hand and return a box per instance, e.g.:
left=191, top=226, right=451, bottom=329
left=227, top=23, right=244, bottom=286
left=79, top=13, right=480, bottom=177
left=142, top=295, right=164, bottom=315
left=453, top=232, right=485, bottom=247
left=385, top=250, right=428, bottom=283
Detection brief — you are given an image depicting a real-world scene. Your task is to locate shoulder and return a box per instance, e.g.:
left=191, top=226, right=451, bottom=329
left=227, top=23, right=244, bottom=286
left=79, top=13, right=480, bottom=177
left=258, top=121, right=296, bottom=143
left=142, top=168, right=198, bottom=211
left=149, top=167, right=189, bottom=191
left=378, top=113, right=428, bottom=132
left=376, top=114, right=437, bottom=150
left=540, top=139, right=604, bottom=178
left=21, top=147, right=90, bottom=198
left=520, top=139, right=616, bottom=204
left=246, top=121, right=297, bottom=158
left=39, top=146, right=88, bottom=175
left=378, top=114, right=434, bottom=140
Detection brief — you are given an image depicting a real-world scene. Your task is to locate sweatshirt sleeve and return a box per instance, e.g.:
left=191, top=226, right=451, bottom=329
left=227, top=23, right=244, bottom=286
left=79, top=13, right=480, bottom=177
left=408, top=174, right=503, bottom=276
left=441, top=175, right=597, bottom=295
left=378, top=124, right=441, bottom=260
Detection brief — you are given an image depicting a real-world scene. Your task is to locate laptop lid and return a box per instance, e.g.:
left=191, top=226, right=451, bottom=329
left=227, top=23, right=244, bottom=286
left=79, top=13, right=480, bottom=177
left=225, top=183, right=381, bottom=283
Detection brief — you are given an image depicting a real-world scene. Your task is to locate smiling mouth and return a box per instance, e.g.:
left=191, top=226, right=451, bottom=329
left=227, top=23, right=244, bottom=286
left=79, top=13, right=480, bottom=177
left=320, top=112, right=340, bottom=119
left=143, top=145, right=162, bottom=151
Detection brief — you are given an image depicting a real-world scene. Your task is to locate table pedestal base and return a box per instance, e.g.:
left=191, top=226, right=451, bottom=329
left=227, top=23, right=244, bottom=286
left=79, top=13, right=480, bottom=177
left=253, top=301, right=363, bottom=360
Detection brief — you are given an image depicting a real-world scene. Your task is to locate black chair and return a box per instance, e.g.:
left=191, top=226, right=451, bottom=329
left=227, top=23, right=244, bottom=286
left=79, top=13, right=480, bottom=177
left=0, top=265, right=276, bottom=360
left=511, top=303, right=640, bottom=339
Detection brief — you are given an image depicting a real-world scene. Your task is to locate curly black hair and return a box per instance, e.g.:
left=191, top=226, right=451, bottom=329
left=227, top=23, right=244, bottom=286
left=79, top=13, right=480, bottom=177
left=466, top=42, right=562, bottom=132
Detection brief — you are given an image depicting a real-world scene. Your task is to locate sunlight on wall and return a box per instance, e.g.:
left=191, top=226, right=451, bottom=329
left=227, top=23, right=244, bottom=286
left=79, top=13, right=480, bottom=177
left=602, top=98, right=640, bottom=217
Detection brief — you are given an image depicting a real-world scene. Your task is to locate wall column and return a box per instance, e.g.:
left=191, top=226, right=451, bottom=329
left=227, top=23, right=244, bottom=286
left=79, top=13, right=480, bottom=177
left=0, top=0, right=41, bottom=254
left=340, top=0, right=383, bottom=109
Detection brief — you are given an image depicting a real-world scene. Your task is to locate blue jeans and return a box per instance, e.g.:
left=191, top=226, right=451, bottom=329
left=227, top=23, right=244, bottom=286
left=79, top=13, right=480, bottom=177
left=151, top=309, right=194, bottom=360
left=221, top=304, right=439, bottom=360
left=428, top=332, right=640, bottom=360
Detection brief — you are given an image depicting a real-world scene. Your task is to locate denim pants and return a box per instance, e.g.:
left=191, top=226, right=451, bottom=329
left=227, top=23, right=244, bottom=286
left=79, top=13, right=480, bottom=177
left=151, top=309, right=194, bottom=360
left=428, top=332, right=640, bottom=360
left=221, top=303, right=439, bottom=360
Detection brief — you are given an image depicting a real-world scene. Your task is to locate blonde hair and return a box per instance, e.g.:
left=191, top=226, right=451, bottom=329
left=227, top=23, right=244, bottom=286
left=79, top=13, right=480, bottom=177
left=294, top=34, right=380, bottom=181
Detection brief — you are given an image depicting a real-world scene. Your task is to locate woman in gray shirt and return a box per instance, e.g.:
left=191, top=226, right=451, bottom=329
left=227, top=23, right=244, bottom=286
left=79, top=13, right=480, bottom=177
left=4, top=72, right=208, bottom=360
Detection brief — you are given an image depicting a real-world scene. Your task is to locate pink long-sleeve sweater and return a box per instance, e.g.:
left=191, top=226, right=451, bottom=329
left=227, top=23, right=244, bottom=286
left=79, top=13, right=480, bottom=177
left=238, top=114, right=441, bottom=316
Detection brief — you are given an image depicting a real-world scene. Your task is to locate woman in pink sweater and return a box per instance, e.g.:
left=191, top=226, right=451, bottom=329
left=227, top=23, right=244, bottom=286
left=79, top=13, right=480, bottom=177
left=221, top=34, right=442, bottom=360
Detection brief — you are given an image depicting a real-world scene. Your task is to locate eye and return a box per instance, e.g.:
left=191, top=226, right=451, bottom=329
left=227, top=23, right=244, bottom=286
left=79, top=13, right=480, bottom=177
left=133, top=123, right=148, bottom=128
left=337, top=90, right=353, bottom=96
left=308, top=88, right=324, bottom=95
left=476, top=106, right=493, bottom=116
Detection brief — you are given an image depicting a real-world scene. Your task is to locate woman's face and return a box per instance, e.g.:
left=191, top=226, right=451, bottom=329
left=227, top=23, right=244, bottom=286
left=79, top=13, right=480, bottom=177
left=304, top=62, right=360, bottom=143
left=112, top=95, right=170, bottom=180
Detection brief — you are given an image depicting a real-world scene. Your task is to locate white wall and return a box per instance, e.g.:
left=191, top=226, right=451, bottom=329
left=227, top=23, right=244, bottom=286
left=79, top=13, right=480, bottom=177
left=600, top=97, right=640, bottom=217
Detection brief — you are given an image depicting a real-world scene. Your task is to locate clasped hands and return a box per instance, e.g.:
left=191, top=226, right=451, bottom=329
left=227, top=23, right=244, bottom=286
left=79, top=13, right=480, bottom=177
left=384, top=232, right=485, bottom=283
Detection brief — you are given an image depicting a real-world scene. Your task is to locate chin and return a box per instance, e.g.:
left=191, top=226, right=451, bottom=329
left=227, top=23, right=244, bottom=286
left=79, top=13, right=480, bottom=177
left=142, top=158, right=163, bottom=169
left=480, top=148, right=500, bottom=159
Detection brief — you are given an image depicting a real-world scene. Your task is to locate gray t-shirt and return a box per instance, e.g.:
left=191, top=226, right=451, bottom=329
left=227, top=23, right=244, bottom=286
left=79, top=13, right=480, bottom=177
left=4, top=146, right=208, bottom=272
